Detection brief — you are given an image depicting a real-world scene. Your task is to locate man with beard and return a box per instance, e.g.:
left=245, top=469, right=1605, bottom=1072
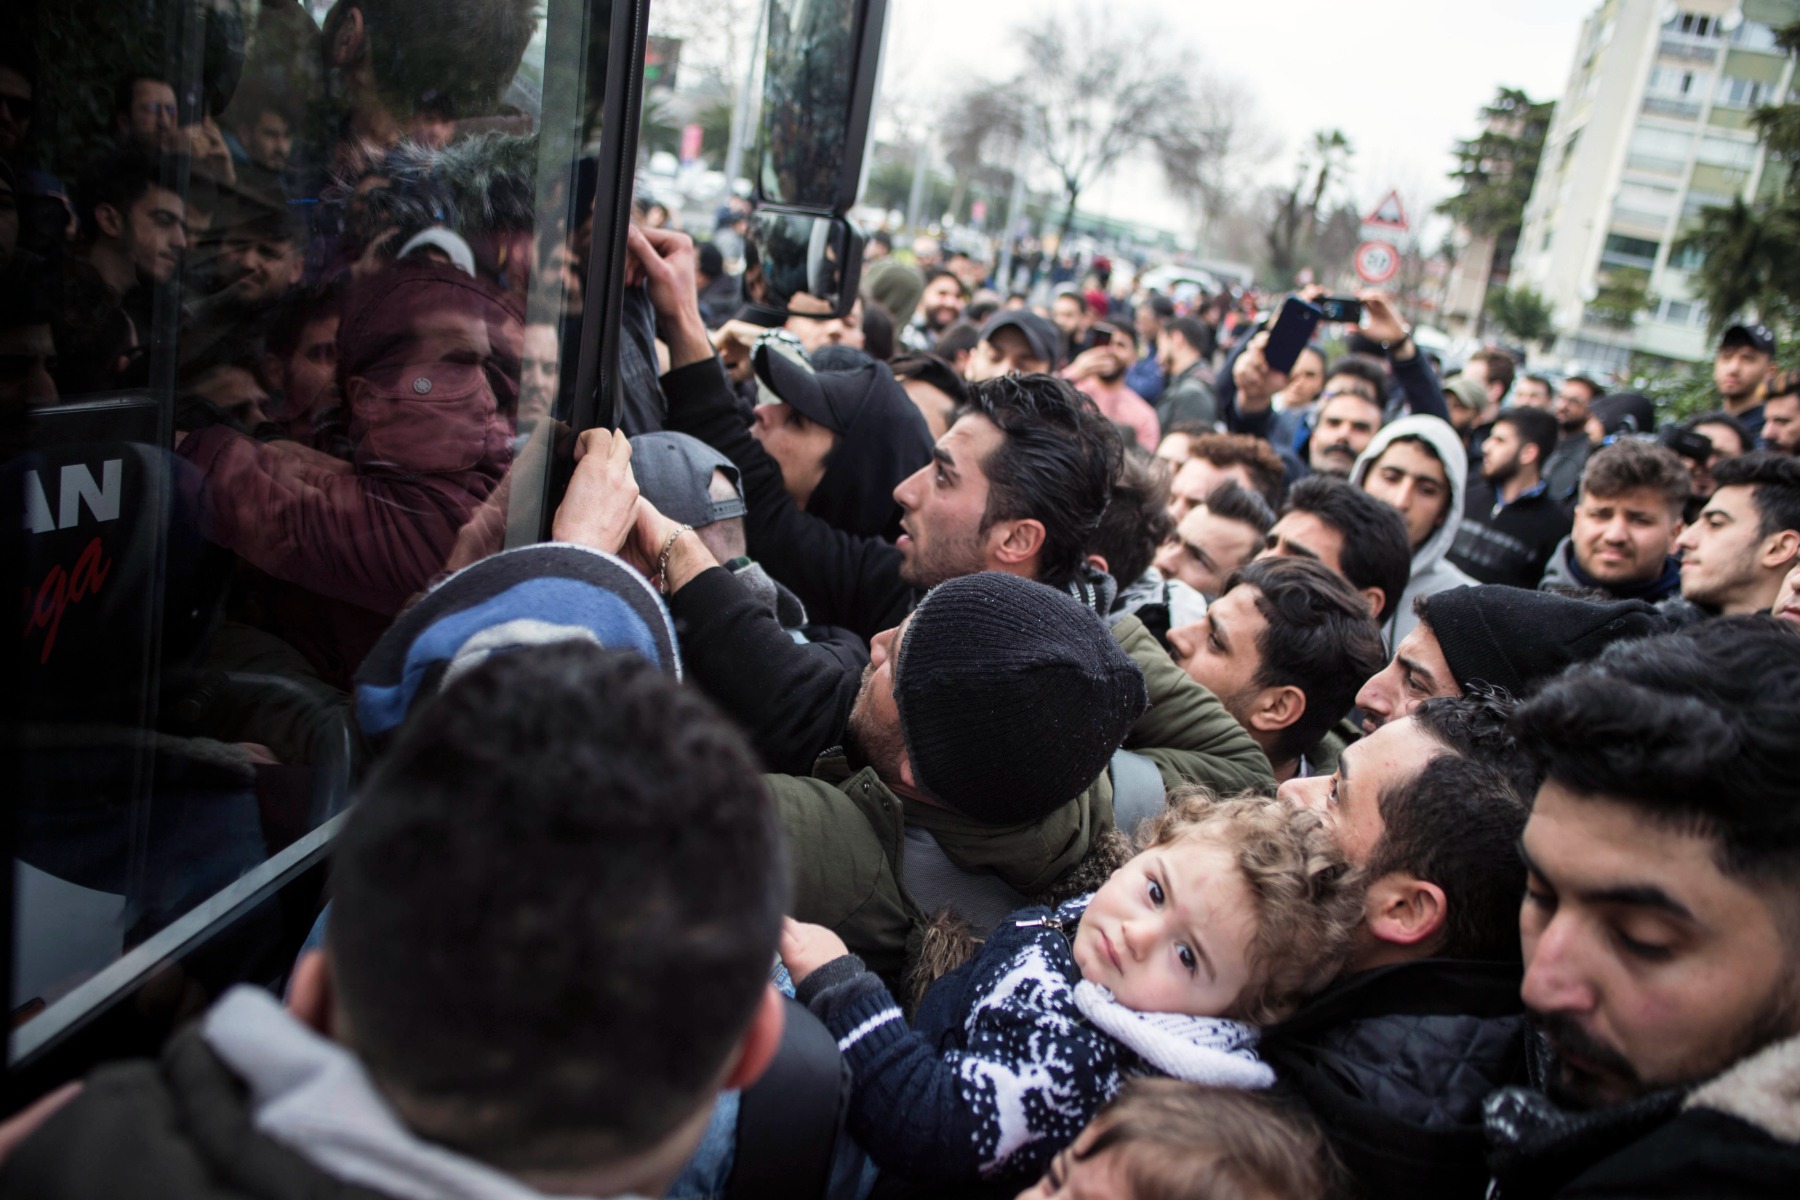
left=1675, top=452, right=1800, bottom=617
left=73, top=145, right=187, bottom=339
left=1761, top=370, right=1799, bottom=456
left=1543, top=376, right=1602, bottom=503
left=1065, top=320, right=1160, bottom=449
left=1450, top=406, right=1571, bottom=589
left=1487, top=618, right=1800, bottom=1197
left=1167, top=556, right=1385, bottom=782
left=1714, top=323, right=1778, bottom=442
left=901, top=268, right=967, bottom=352
left=1539, top=438, right=1689, bottom=604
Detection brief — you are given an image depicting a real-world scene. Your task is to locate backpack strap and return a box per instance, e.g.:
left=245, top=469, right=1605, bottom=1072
left=902, top=826, right=1032, bottom=938
left=726, top=997, right=847, bottom=1200
left=1109, top=749, right=1166, bottom=837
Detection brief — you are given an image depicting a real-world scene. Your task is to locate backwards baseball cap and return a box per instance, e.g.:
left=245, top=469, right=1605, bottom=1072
left=1721, top=323, right=1776, bottom=356
left=754, top=338, right=908, bottom=436
left=978, top=309, right=1060, bottom=368
left=629, top=432, right=745, bottom=529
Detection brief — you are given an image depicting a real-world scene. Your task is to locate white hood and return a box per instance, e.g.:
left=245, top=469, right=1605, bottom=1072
left=203, top=987, right=632, bottom=1200
left=1349, top=414, right=1476, bottom=644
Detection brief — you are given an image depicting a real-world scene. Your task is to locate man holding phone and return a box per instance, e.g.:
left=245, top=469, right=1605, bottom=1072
left=1064, top=321, right=1161, bottom=449
left=1223, top=291, right=1450, bottom=465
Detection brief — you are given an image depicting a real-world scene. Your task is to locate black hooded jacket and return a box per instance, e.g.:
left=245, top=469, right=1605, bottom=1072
left=1261, top=958, right=1529, bottom=1200
left=803, top=363, right=935, bottom=543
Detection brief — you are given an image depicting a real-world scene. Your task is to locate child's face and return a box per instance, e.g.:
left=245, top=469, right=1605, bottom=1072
left=1015, top=1121, right=1127, bottom=1200
left=1071, top=828, right=1256, bottom=1017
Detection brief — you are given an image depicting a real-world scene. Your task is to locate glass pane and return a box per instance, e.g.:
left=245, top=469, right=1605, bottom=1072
left=8, top=0, right=610, bottom=1030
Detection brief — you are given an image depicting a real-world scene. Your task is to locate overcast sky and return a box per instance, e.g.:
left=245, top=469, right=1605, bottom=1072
left=873, top=0, right=1591, bottom=236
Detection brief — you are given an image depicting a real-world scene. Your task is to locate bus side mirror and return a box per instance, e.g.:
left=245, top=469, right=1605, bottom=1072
left=740, top=207, right=864, bottom=323
left=740, top=0, right=886, bottom=322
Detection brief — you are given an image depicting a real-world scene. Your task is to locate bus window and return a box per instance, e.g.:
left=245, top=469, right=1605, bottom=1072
left=6, top=0, right=634, bottom=1067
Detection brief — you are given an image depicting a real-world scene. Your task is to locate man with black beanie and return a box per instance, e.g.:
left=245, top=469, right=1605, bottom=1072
left=1355, top=585, right=1665, bottom=733
left=764, top=572, right=1148, bottom=984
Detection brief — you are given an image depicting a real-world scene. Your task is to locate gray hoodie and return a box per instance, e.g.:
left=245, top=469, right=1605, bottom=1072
left=203, top=987, right=641, bottom=1200
left=1350, top=414, right=1476, bottom=646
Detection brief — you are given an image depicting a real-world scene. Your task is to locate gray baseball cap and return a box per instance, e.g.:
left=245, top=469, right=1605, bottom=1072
left=629, top=432, right=746, bottom=529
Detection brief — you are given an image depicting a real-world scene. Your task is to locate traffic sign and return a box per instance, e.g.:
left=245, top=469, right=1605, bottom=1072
left=1354, top=241, right=1400, bottom=285
left=1364, top=189, right=1408, bottom=231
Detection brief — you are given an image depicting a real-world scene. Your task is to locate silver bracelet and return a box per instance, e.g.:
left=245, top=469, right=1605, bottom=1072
left=657, top=524, right=694, bottom=595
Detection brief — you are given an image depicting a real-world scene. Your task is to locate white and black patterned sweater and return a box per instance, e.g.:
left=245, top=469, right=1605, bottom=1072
left=795, top=897, right=1271, bottom=1187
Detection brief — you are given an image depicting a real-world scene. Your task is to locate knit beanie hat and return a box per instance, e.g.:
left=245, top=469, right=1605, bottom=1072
left=1422, top=585, right=1665, bottom=699
left=355, top=544, right=679, bottom=738
left=894, top=573, right=1148, bottom=825
left=862, top=258, right=926, bottom=329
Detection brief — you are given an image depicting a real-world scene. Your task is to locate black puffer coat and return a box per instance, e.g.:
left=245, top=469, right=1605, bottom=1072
left=1261, top=958, right=1528, bottom=1200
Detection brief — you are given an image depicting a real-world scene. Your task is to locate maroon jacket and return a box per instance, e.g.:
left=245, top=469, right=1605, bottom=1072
left=182, top=260, right=522, bottom=617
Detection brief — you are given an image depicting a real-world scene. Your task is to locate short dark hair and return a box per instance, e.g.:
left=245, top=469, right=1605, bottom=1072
left=933, top=321, right=982, bottom=359
left=1280, top=475, right=1412, bottom=621
left=329, top=645, right=786, bottom=1171
left=1368, top=747, right=1529, bottom=962
left=1495, top=406, right=1560, bottom=465
left=1205, top=480, right=1276, bottom=538
left=1513, top=617, right=1800, bottom=897
left=1226, top=557, right=1386, bottom=765
left=925, top=267, right=970, bottom=299
left=1141, top=294, right=1176, bottom=322
left=1468, top=348, right=1517, bottom=394
left=1322, top=356, right=1388, bottom=403
left=1091, top=447, right=1174, bottom=587
left=1054, top=287, right=1089, bottom=312
left=331, top=0, right=539, bottom=115
left=1711, top=451, right=1800, bottom=541
left=76, top=144, right=182, bottom=240
left=1166, top=316, right=1216, bottom=360
left=1413, top=685, right=1543, bottom=803
left=1190, top=432, right=1284, bottom=508
left=961, top=373, right=1121, bottom=588
left=869, top=230, right=893, bottom=251
left=1579, top=438, right=1690, bottom=515
left=889, top=351, right=968, bottom=409
left=1565, top=375, right=1603, bottom=402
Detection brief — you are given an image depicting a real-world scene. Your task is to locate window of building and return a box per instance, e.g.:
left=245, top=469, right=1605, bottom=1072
left=1626, top=124, right=1695, bottom=173
left=1648, top=66, right=1701, bottom=96
left=1697, top=134, right=1760, bottom=169
left=1668, top=12, right=1723, bottom=39
left=1602, top=232, right=1662, bottom=268
left=1716, top=75, right=1771, bottom=108
left=1731, top=20, right=1780, bottom=51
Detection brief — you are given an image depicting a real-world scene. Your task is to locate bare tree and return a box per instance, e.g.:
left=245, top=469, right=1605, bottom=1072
left=948, top=4, right=1251, bottom=258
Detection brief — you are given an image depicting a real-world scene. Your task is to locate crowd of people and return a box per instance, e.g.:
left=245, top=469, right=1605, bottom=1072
left=8, top=3, right=1800, bottom=1200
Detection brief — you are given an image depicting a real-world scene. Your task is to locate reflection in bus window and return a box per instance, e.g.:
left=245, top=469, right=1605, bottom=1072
left=7, top=0, right=605, bottom=1031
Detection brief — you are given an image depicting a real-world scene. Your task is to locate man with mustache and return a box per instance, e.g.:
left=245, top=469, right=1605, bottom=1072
left=1488, top=618, right=1800, bottom=1196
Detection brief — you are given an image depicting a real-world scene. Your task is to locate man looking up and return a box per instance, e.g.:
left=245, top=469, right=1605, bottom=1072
left=1539, top=438, right=1689, bottom=603
left=1154, top=481, right=1275, bottom=603
left=1490, top=618, right=1800, bottom=1195
left=0, top=642, right=790, bottom=1200
left=1351, top=414, right=1476, bottom=644
left=1354, top=586, right=1663, bottom=734
left=1676, top=451, right=1800, bottom=616
left=1543, top=376, right=1602, bottom=503
left=1450, top=406, right=1571, bottom=589
left=1167, top=432, right=1285, bottom=518
left=1167, top=556, right=1386, bottom=782
left=1714, top=322, right=1778, bottom=441
left=1259, top=474, right=1413, bottom=626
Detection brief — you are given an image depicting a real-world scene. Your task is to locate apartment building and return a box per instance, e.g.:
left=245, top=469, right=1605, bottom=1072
left=1513, top=0, right=1797, bottom=373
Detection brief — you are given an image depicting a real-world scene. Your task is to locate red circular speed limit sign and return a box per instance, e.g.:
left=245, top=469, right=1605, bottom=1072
left=1354, top=241, right=1400, bottom=285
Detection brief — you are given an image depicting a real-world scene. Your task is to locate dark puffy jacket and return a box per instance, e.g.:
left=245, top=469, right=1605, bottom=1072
left=181, top=259, right=520, bottom=617
left=1263, top=959, right=1528, bottom=1200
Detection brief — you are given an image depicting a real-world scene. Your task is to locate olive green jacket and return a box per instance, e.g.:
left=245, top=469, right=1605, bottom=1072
left=767, top=615, right=1274, bottom=982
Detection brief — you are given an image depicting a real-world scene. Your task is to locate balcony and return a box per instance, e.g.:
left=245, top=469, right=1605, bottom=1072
left=1642, top=95, right=1702, bottom=120
left=1659, top=35, right=1720, bottom=63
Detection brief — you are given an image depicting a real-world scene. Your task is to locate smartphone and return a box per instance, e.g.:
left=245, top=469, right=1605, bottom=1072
left=1317, top=295, right=1363, bottom=324
left=1662, top=427, right=1714, bottom=464
left=1262, top=297, right=1324, bottom=374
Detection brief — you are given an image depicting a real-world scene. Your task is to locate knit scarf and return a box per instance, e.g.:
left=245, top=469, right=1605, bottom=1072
left=1072, top=981, right=1274, bottom=1089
